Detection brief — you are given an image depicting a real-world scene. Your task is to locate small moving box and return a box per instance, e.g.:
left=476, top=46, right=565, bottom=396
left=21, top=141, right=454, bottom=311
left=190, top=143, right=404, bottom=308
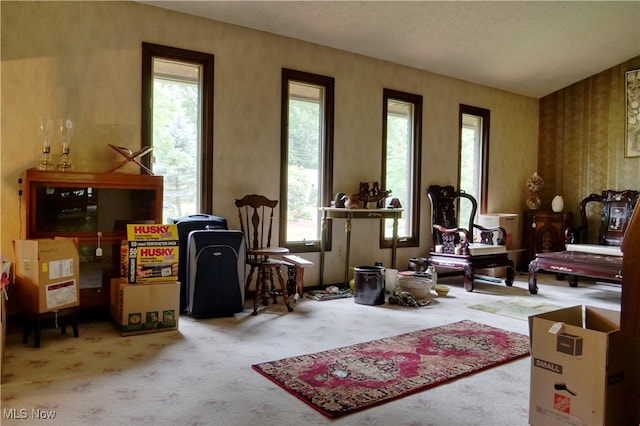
left=529, top=305, right=640, bottom=426
left=478, top=213, right=519, bottom=250
left=14, top=239, right=79, bottom=313
left=110, top=278, right=179, bottom=336
left=120, top=224, right=179, bottom=284
left=476, top=213, right=520, bottom=278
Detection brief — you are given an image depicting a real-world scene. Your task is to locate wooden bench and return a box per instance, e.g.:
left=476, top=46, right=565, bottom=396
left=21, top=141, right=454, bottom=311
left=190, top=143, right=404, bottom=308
left=282, top=254, right=313, bottom=300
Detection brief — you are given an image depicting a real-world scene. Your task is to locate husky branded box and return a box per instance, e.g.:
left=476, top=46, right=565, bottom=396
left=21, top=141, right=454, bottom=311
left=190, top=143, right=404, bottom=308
left=528, top=305, right=640, bottom=426
left=110, top=278, right=179, bottom=336
left=120, top=224, right=179, bottom=283
left=13, top=238, right=80, bottom=314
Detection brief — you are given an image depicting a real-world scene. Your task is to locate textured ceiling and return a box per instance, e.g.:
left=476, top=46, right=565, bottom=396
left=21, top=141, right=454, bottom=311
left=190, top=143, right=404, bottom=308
left=140, top=1, right=640, bottom=98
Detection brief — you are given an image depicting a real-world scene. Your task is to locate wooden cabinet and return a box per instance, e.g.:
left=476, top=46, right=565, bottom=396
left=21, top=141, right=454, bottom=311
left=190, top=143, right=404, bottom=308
left=519, top=210, right=573, bottom=270
left=621, top=205, right=640, bottom=336
left=22, top=169, right=163, bottom=310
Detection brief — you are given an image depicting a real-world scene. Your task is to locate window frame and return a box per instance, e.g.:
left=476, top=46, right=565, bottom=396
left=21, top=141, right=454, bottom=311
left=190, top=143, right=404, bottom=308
left=279, top=68, right=335, bottom=253
left=141, top=42, right=215, bottom=214
left=458, top=104, right=490, bottom=214
left=380, top=88, right=422, bottom=249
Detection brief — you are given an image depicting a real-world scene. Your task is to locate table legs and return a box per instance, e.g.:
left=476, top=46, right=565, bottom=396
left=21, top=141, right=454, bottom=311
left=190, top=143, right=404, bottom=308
left=318, top=211, right=401, bottom=286
left=391, top=214, right=399, bottom=268
left=343, top=219, right=352, bottom=286
left=320, top=214, right=327, bottom=285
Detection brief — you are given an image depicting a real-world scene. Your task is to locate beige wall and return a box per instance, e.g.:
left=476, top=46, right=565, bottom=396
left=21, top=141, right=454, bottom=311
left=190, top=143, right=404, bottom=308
left=1, top=1, right=539, bottom=284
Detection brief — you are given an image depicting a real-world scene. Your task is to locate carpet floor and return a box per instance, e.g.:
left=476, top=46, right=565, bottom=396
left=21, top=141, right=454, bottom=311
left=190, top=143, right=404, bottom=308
left=253, top=320, right=530, bottom=417
left=0, top=272, right=622, bottom=425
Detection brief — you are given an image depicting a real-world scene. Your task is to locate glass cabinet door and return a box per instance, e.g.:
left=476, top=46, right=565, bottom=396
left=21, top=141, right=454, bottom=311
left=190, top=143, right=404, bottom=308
left=33, top=186, right=158, bottom=238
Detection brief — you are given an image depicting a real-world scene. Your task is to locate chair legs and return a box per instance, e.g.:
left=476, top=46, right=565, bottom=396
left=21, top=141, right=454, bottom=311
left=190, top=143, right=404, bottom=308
left=247, top=265, right=294, bottom=315
left=463, top=266, right=475, bottom=292
left=462, top=261, right=515, bottom=292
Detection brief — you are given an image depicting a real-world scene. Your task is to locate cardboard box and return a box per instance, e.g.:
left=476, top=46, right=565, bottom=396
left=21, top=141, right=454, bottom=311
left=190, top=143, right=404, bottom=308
left=529, top=305, right=640, bottom=426
left=478, top=213, right=520, bottom=250
left=476, top=249, right=522, bottom=279
left=120, top=224, right=179, bottom=283
left=13, top=239, right=80, bottom=313
left=110, top=278, right=179, bottom=336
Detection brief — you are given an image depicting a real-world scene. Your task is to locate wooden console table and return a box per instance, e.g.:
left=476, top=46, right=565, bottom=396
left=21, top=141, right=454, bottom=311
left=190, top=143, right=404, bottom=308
left=319, top=207, right=402, bottom=285
left=527, top=251, right=622, bottom=294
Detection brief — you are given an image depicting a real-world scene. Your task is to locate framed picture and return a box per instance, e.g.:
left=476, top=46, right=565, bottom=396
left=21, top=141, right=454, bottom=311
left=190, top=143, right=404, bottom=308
left=625, top=68, right=640, bottom=157
left=607, top=205, right=626, bottom=232
left=603, top=201, right=629, bottom=245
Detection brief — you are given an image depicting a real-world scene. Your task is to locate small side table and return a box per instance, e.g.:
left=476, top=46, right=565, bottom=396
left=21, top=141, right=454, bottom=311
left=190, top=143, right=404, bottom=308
left=22, top=308, right=79, bottom=348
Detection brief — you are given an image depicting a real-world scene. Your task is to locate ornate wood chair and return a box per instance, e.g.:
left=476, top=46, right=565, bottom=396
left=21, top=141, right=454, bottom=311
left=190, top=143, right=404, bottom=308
left=235, top=194, right=294, bottom=315
left=427, top=185, right=515, bottom=292
left=528, top=189, right=638, bottom=293
left=566, top=189, right=639, bottom=248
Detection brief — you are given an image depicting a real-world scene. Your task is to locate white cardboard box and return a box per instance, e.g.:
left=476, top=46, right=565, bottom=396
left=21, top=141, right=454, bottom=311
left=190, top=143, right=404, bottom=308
left=528, top=305, right=640, bottom=426
left=478, top=213, right=520, bottom=250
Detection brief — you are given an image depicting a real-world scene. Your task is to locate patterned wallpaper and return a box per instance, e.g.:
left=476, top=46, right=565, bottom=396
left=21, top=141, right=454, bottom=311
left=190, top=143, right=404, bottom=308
left=538, top=56, right=640, bottom=229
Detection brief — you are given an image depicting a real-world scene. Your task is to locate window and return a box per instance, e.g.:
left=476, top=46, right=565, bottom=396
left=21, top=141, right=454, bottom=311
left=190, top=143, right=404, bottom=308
left=141, top=43, right=214, bottom=221
left=381, top=89, right=422, bottom=247
left=459, top=104, right=490, bottom=223
left=280, top=69, right=334, bottom=252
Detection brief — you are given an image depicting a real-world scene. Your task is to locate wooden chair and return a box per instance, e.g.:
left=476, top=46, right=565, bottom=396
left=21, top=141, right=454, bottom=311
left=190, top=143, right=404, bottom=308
left=566, top=189, right=639, bottom=248
left=235, top=194, right=293, bottom=315
left=426, top=185, right=515, bottom=292
left=528, top=189, right=638, bottom=293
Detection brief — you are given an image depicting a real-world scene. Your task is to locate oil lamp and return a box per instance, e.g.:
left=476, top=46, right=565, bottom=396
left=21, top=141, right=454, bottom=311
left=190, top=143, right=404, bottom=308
left=56, top=118, right=74, bottom=171
left=37, top=117, right=55, bottom=170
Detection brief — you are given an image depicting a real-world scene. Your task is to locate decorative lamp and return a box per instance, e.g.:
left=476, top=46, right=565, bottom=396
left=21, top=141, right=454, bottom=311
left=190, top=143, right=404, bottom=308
left=37, top=117, right=55, bottom=170
left=526, top=172, right=543, bottom=209
left=56, top=118, right=74, bottom=171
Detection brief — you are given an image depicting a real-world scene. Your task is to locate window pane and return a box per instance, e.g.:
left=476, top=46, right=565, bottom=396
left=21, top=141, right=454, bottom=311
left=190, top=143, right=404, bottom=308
left=287, top=82, right=323, bottom=242
left=142, top=43, right=214, bottom=223
left=385, top=99, right=412, bottom=238
left=382, top=89, right=421, bottom=248
left=459, top=105, right=490, bottom=224
left=152, top=58, right=201, bottom=221
left=281, top=69, right=334, bottom=251
left=460, top=113, right=482, bottom=224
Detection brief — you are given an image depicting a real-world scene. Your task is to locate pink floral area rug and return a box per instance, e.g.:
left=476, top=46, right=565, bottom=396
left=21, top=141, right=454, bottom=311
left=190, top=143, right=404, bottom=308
left=252, top=320, right=530, bottom=418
